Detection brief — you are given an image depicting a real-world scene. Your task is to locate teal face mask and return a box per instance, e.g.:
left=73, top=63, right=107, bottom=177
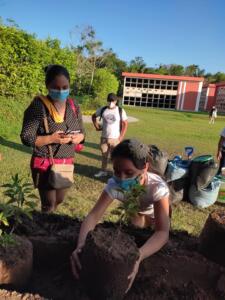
left=49, top=89, right=69, bottom=101
left=113, top=175, right=139, bottom=191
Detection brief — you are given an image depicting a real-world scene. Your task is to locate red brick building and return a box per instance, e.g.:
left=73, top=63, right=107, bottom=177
left=199, top=82, right=225, bottom=113
left=122, top=72, right=204, bottom=111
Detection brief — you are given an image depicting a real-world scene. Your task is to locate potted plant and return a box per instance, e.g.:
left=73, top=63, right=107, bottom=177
left=80, top=184, right=146, bottom=300
left=0, top=174, right=37, bottom=287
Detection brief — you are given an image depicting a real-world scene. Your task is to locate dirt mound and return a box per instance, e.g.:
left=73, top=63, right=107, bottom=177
left=0, top=212, right=225, bottom=300
left=80, top=227, right=139, bottom=300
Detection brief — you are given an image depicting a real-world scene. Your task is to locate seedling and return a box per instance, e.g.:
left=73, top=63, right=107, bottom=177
left=0, top=173, right=38, bottom=247
left=2, top=173, right=37, bottom=219
left=112, top=183, right=146, bottom=226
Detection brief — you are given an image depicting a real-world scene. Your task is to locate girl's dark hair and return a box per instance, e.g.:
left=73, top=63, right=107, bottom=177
left=111, top=139, right=150, bottom=170
left=44, top=65, right=70, bottom=86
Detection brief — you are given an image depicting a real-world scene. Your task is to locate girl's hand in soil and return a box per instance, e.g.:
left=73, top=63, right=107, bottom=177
left=125, top=256, right=141, bottom=293
left=70, top=247, right=82, bottom=279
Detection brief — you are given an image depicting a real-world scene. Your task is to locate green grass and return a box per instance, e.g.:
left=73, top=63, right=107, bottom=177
left=0, top=101, right=225, bottom=236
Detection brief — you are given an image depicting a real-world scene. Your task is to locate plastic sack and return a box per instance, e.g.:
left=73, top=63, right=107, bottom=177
left=189, top=155, right=218, bottom=190
left=148, top=145, right=168, bottom=176
left=165, top=157, right=190, bottom=182
left=189, top=176, right=221, bottom=208
left=169, top=177, right=187, bottom=204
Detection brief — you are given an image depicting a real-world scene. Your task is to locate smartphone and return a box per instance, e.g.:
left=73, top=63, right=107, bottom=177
left=65, top=130, right=80, bottom=135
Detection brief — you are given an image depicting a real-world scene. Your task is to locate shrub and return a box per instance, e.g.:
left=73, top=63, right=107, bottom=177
left=92, top=69, right=119, bottom=107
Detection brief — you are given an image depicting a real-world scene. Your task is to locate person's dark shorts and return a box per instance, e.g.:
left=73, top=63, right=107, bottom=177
left=31, top=167, right=53, bottom=190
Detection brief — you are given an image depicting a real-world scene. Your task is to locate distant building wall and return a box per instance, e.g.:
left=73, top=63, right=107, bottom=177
left=201, top=82, right=225, bottom=113
left=122, top=72, right=204, bottom=111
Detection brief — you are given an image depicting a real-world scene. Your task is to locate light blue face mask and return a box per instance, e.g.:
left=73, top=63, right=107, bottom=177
left=49, top=89, right=70, bottom=102
left=113, top=175, right=139, bottom=191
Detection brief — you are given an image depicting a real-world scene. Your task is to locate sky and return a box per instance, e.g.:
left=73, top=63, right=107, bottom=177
left=1, top=0, right=225, bottom=73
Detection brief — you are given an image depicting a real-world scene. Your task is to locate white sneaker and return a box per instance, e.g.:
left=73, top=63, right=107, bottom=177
left=94, top=171, right=108, bottom=178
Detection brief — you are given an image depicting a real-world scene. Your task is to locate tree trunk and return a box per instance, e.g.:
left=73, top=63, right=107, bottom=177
left=88, top=57, right=96, bottom=94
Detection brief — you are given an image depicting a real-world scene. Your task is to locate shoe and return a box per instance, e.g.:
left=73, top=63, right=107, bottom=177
left=94, top=171, right=108, bottom=178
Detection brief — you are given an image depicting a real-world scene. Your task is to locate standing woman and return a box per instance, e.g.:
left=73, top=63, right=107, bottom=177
left=21, top=65, right=85, bottom=212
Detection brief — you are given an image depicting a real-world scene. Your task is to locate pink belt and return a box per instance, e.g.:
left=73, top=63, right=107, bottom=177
left=32, top=157, right=74, bottom=172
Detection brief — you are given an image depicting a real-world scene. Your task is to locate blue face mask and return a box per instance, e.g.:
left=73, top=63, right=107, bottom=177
left=113, top=175, right=139, bottom=191
left=49, top=89, right=70, bottom=102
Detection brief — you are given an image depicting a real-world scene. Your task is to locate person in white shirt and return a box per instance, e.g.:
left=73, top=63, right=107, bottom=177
left=209, top=106, right=217, bottom=124
left=92, top=93, right=128, bottom=178
left=217, top=127, right=225, bottom=174
left=71, top=139, right=170, bottom=292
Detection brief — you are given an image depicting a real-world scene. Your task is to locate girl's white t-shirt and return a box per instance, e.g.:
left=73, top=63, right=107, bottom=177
left=104, top=172, right=169, bottom=215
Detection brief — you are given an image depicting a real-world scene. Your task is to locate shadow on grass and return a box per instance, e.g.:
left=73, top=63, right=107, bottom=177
left=76, top=149, right=102, bottom=161
left=74, top=162, right=113, bottom=183
left=84, top=141, right=100, bottom=150
left=0, top=136, right=32, bottom=154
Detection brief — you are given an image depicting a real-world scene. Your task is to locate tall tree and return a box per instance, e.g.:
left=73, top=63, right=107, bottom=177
left=129, top=56, right=146, bottom=73
left=70, top=25, right=107, bottom=94
left=168, top=64, right=184, bottom=76
left=185, top=64, right=205, bottom=77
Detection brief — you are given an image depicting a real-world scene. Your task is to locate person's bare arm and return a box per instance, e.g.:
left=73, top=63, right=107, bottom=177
left=92, top=113, right=101, bottom=131
left=71, top=191, right=113, bottom=278
left=126, top=196, right=170, bottom=292
left=139, top=197, right=170, bottom=260
left=119, top=120, right=128, bottom=141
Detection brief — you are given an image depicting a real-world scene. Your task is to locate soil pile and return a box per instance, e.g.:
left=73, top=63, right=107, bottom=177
left=80, top=227, right=139, bottom=300
left=0, top=212, right=224, bottom=300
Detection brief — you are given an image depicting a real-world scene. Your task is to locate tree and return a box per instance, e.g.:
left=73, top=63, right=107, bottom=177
left=70, top=25, right=107, bottom=94
left=168, top=64, right=184, bottom=76
left=184, top=64, right=205, bottom=77
left=0, top=23, right=76, bottom=98
left=129, top=56, right=146, bottom=73
left=99, top=50, right=128, bottom=96
left=92, top=68, right=119, bottom=106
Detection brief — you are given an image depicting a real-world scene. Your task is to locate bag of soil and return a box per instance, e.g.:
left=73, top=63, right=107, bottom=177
left=189, top=176, right=221, bottom=208
left=148, top=145, right=168, bottom=176
left=168, top=177, right=187, bottom=204
left=80, top=226, right=139, bottom=300
left=189, top=155, right=218, bottom=190
left=165, top=157, right=190, bottom=182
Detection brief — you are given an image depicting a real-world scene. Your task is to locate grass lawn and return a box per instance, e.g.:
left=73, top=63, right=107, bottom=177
left=0, top=102, right=225, bottom=236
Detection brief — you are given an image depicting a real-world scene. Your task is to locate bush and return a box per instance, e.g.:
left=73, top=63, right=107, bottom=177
left=0, top=24, right=77, bottom=98
left=92, top=69, right=119, bottom=107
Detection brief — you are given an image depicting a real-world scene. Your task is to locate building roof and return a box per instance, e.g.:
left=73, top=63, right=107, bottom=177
left=122, top=72, right=204, bottom=82
left=203, top=82, right=225, bottom=88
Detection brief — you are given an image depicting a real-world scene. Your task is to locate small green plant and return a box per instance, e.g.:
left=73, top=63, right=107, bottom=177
left=2, top=173, right=37, bottom=218
left=112, top=183, right=146, bottom=225
left=0, top=231, right=17, bottom=248
left=0, top=173, right=38, bottom=247
left=0, top=207, right=17, bottom=247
